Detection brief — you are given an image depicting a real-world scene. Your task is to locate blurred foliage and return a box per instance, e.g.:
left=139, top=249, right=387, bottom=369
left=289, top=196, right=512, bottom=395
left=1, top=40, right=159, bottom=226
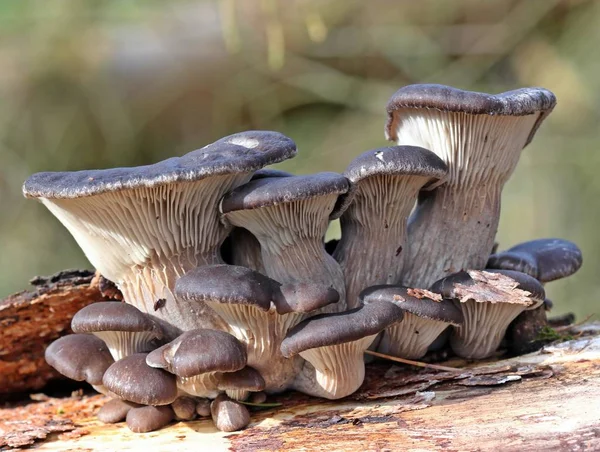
left=0, top=0, right=598, bottom=319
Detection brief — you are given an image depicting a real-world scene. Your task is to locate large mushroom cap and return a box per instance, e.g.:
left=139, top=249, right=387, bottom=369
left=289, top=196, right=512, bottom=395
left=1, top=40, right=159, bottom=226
left=71, top=302, right=162, bottom=335
left=45, top=334, right=114, bottom=385
left=251, top=168, right=293, bottom=180
left=102, top=353, right=178, bottom=406
left=385, top=84, right=556, bottom=145
left=175, top=264, right=278, bottom=312
left=274, top=282, right=340, bottom=315
left=23, top=131, right=296, bottom=199
left=220, top=172, right=349, bottom=214
left=487, top=238, right=583, bottom=283
left=360, top=285, right=463, bottom=326
left=280, top=300, right=404, bottom=358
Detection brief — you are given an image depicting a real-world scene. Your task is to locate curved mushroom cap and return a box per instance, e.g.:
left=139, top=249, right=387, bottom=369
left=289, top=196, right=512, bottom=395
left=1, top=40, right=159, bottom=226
left=97, top=399, right=140, bottom=424
left=280, top=300, right=404, bottom=358
left=146, top=329, right=247, bottom=378
left=251, top=168, right=293, bottom=180
left=385, top=84, right=556, bottom=146
left=217, top=367, right=266, bottom=392
left=220, top=172, right=349, bottom=214
left=175, top=264, right=278, bottom=312
left=430, top=269, right=545, bottom=307
left=23, top=131, right=296, bottom=199
left=211, top=394, right=251, bottom=432
left=274, top=283, right=340, bottom=315
left=360, top=285, right=463, bottom=326
left=487, top=238, right=583, bottom=283
left=344, top=146, right=448, bottom=185
left=102, top=353, right=178, bottom=405
left=126, top=405, right=174, bottom=433
left=71, top=302, right=162, bottom=336
left=45, top=334, right=114, bottom=385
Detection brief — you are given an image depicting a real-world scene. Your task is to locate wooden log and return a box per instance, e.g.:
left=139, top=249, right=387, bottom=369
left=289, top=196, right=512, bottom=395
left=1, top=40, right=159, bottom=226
left=0, top=270, right=115, bottom=395
left=1, top=324, right=599, bottom=451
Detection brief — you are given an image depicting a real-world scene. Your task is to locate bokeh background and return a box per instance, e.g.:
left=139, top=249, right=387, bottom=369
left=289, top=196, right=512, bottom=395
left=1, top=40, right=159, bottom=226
left=1, top=0, right=598, bottom=319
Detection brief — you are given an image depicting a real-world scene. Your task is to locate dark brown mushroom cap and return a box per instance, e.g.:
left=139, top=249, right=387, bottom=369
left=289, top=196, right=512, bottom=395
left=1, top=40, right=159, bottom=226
left=71, top=302, right=162, bottom=336
left=126, top=405, right=174, bottom=433
left=102, top=353, right=178, bottom=406
left=280, top=300, right=404, bottom=358
left=385, top=84, right=557, bottom=146
left=344, top=146, right=448, bottom=184
left=97, top=399, right=140, bottom=424
left=217, top=367, right=266, bottom=392
left=157, top=329, right=247, bottom=378
left=220, top=172, right=349, bottom=213
left=45, top=334, right=114, bottom=385
left=23, top=130, right=296, bottom=199
left=359, top=285, right=463, bottom=326
left=211, top=394, right=251, bottom=432
left=487, top=238, right=583, bottom=283
left=430, top=269, right=545, bottom=304
left=175, top=264, right=279, bottom=312
left=274, top=283, right=340, bottom=314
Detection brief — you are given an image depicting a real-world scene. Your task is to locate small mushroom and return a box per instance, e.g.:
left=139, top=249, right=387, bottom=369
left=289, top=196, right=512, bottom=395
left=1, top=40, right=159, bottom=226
left=217, top=367, right=266, bottom=401
left=97, top=399, right=140, bottom=424
left=210, top=394, right=251, bottom=432
left=175, top=264, right=339, bottom=392
left=431, top=269, right=545, bottom=359
left=45, top=334, right=114, bottom=392
left=102, top=353, right=178, bottom=405
left=360, top=285, right=463, bottom=359
left=171, top=396, right=198, bottom=421
left=385, top=84, right=556, bottom=288
left=71, top=302, right=164, bottom=360
left=126, top=405, right=175, bottom=433
left=146, top=329, right=247, bottom=398
left=221, top=172, right=350, bottom=313
left=23, top=131, right=297, bottom=332
left=281, top=300, right=404, bottom=399
left=195, top=399, right=212, bottom=417
left=333, top=146, right=447, bottom=308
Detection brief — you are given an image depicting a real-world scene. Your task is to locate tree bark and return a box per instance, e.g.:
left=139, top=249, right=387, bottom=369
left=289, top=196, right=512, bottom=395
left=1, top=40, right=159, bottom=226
left=2, top=323, right=599, bottom=451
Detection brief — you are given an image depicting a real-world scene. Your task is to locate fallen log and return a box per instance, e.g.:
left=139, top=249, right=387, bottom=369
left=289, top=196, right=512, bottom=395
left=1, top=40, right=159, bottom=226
left=0, top=270, right=115, bottom=395
left=2, top=323, right=599, bottom=451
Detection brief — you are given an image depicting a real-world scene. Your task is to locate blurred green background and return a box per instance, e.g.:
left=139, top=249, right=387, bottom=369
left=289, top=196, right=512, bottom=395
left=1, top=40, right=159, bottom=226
left=0, top=0, right=598, bottom=319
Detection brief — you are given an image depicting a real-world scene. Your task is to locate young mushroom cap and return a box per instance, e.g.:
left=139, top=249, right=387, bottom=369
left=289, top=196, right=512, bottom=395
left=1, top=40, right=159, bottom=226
left=171, top=396, right=198, bottom=421
left=45, top=334, right=114, bottom=386
left=430, top=269, right=545, bottom=359
left=23, top=131, right=297, bottom=333
left=359, top=285, right=463, bottom=360
left=487, top=238, right=583, bottom=283
left=217, top=366, right=266, bottom=401
left=281, top=300, right=404, bottom=399
left=97, top=399, right=140, bottom=424
left=71, top=302, right=164, bottom=360
left=126, top=405, right=175, bottom=433
left=333, top=146, right=448, bottom=308
left=210, top=394, right=251, bottom=432
left=385, top=84, right=556, bottom=289
left=102, top=353, right=178, bottom=405
left=221, top=173, right=349, bottom=314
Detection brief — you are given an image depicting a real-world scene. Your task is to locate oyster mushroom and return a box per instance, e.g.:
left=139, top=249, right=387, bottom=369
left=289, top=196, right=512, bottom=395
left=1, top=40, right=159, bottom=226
left=360, top=285, right=463, bottom=359
left=431, top=269, right=545, bottom=359
left=175, top=264, right=339, bottom=393
left=71, top=302, right=164, bottom=360
left=386, top=84, right=556, bottom=288
left=145, top=329, right=247, bottom=398
left=97, top=399, right=140, bottom=424
left=221, top=172, right=349, bottom=313
left=333, top=146, right=447, bottom=308
left=210, top=394, right=251, bottom=432
left=217, top=367, right=266, bottom=401
left=281, top=299, right=404, bottom=399
left=23, top=131, right=296, bottom=332
left=126, top=405, right=175, bottom=433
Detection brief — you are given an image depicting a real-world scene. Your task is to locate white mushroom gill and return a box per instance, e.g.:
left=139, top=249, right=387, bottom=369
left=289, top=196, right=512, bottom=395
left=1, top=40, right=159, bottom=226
left=392, top=111, right=539, bottom=288
left=40, top=174, right=251, bottom=332
left=291, top=335, right=377, bottom=399
left=334, top=174, right=430, bottom=308
left=177, top=373, right=221, bottom=399
left=92, top=331, right=159, bottom=361
left=224, top=194, right=346, bottom=313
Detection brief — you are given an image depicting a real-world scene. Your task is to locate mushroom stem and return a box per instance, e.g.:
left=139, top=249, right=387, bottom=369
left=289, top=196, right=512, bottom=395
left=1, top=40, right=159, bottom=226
left=378, top=312, right=451, bottom=360
left=292, top=335, right=376, bottom=399
left=451, top=299, right=527, bottom=360
left=403, top=185, right=501, bottom=287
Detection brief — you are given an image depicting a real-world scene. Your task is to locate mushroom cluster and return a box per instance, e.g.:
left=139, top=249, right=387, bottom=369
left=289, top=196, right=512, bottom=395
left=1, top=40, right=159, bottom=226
left=26, top=84, right=583, bottom=434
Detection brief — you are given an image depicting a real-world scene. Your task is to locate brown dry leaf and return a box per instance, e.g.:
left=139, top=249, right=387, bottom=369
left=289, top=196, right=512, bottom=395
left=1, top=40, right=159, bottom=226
left=454, top=270, right=533, bottom=305
left=407, top=288, right=443, bottom=302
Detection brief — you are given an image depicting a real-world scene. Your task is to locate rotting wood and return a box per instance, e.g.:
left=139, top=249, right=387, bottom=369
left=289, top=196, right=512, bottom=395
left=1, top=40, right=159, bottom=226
left=1, top=324, right=599, bottom=451
left=0, top=270, right=116, bottom=395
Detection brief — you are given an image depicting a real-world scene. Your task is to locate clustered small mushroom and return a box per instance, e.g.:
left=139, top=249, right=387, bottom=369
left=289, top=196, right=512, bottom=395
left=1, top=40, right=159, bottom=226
left=29, top=84, right=583, bottom=434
